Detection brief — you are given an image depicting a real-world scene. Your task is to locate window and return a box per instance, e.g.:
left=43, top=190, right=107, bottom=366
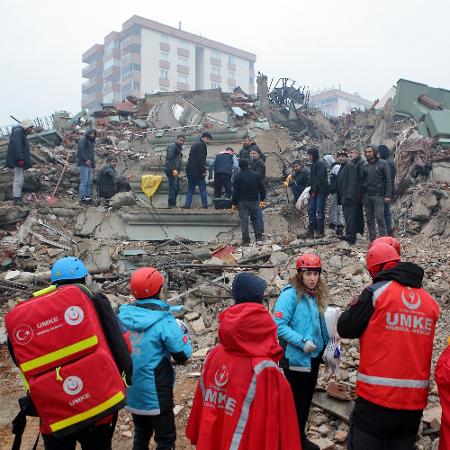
left=211, top=67, right=220, bottom=75
left=178, top=56, right=189, bottom=66
left=161, top=33, right=169, bottom=42
left=122, top=63, right=141, bottom=74
left=211, top=82, right=221, bottom=89
left=228, top=71, right=235, bottom=79
left=228, top=55, right=235, bottom=64
left=178, top=39, right=189, bottom=49
left=160, top=51, right=169, bottom=61
left=178, top=73, right=188, bottom=84
left=160, top=69, right=169, bottom=79
left=104, top=40, right=119, bottom=56
left=212, top=49, right=221, bottom=58
left=104, top=58, right=120, bottom=70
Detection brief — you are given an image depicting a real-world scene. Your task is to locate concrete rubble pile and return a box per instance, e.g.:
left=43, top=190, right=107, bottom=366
left=0, top=77, right=449, bottom=449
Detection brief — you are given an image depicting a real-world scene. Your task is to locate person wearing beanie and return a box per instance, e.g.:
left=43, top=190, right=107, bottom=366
left=378, top=144, right=396, bottom=236
left=337, top=243, right=439, bottom=449
left=186, top=273, right=301, bottom=450
left=362, top=145, right=392, bottom=241
left=5, top=120, right=34, bottom=205
left=274, top=253, right=329, bottom=450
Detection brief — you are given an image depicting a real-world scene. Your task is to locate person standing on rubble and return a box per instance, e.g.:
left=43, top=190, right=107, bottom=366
left=306, top=147, right=330, bottom=238
left=186, top=272, right=302, bottom=450
left=378, top=144, right=397, bottom=236
left=324, top=153, right=345, bottom=236
left=239, top=135, right=266, bottom=161
left=97, top=156, right=118, bottom=206
left=284, top=159, right=310, bottom=203
left=183, top=131, right=212, bottom=209
left=231, top=158, right=266, bottom=245
left=362, top=145, right=392, bottom=241
left=118, top=267, right=192, bottom=450
left=208, top=147, right=239, bottom=207
left=77, top=127, right=97, bottom=205
left=349, top=148, right=366, bottom=235
left=5, top=119, right=34, bottom=205
left=337, top=242, right=439, bottom=450
left=274, top=253, right=329, bottom=450
left=165, top=134, right=185, bottom=208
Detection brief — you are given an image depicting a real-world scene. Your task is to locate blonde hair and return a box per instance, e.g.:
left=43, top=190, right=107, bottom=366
left=290, top=271, right=328, bottom=313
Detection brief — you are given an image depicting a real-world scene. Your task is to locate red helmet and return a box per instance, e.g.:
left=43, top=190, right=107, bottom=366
left=368, top=236, right=400, bottom=256
left=366, top=243, right=400, bottom=278
left=130, top=267, right=165, bottom=299
left=296, top=253, right=322, bottom=271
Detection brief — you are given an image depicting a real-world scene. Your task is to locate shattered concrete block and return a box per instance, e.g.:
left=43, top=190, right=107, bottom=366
left=423, top=405, right=442, bottom=428
left=94, top=213, right=127, bottom=240
left=421, top=215, right=447, bottom=238
left=192, top=347, right=209, bottom=358
left=75, top=209, right=103, bottom=237
left=309, top=437, right=334, bottom=450
left=190, top=317, right=206, bottom=334
left=334, top=430, right=348, bottom=443
left=191, top=247, right=212, bottom=261
left=269, top=251, right=289, bottom=266
left=185, top=312, right=200, bottom=321
left=109, top=191, right=137, bottom=209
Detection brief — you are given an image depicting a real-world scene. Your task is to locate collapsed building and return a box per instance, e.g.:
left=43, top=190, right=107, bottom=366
left=0, top=76, right=449, bottom=449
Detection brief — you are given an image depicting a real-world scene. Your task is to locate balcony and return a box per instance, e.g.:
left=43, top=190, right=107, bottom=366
left=103, top=65, right=121, bottom=81
left=210, top=57, right=222, bottom=67
left=103, top=82, right=121, bottom=95
left=121, top=71, right=141, bottom=83
left=82, top=77, right=102, bottom=94
left=177, top=65, right=189, bottom=75
left=159, top=60, right=170, bottom=70
left=122, top=34, right=141, bottom=52
left=103, top=48, right=121, bottom=62
left=177, top=48, right=189, bottom=57
left=82, top=61, right=103, bottom=78
left=159, top=78, right=170, bottom=88
left=82, top=44, right=103, bottom=64
left=210, top=74, right=221, bottom=83
left=122, top=52, right=141, bottom=65
left=160, top=42, right=170, bottom=52
left=227, top=62, right=236, bottom=71
left=82, top=92, right=102, bottom=107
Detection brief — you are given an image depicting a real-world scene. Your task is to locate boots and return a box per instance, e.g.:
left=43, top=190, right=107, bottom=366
left=13, top=197, right=26, bottom=206
left=336, top=225, right=344, bottom=237
left=315, top=228, right=325, bottom=239
left=306, top=226, right=315, bottom=239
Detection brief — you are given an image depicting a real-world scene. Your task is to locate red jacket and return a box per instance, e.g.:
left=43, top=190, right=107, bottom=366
left=435, top=346, right=450, bottom=450
left=186, top=303, right=301, bottom=450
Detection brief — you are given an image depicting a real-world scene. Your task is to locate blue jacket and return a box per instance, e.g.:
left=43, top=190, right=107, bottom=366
left=274, top=285, right=329, bottom=372
left=118, top=298, right=192, bottom=415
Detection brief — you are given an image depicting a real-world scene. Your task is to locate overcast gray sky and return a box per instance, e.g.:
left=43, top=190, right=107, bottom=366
left=1, top=0, right=449, bottom=126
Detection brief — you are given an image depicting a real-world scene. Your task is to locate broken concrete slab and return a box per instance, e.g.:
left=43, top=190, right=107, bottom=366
left=312, top=391, right=354, bottom=423
left=110, top=191, right=137, bottom=208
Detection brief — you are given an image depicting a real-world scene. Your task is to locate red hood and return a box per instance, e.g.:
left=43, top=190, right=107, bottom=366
left=218, top=303, right=283, bottom=361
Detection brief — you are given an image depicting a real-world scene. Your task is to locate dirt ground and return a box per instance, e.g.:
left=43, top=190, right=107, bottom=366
left=0, top=347, right=200, bottom=449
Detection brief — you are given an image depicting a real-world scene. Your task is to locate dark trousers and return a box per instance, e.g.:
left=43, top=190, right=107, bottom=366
left=307, top=193, right=327, bottom=232
left=184, top=176, right=208, bottom=208
left=132, top=410, right=176, bottom=450
left=166, top=171, right=179, bottom=206
left=384, top=202, right=393, bottom=235
left=355, top=201, right=364, bottom=235
left=238, top=200, right=262, bottom=243
left=342, top=203, right=357, bottom=244
left=283, top=356, right=321, bottom=436
left=348, top=423, right=416, bottom=450
left=213, top=172, right=232, bottom=198
left=43, top=422, right=115, bottom=450
left=364, top=195, right=387, bottom=241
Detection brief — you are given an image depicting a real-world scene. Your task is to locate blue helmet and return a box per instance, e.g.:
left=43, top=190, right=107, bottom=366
left=51, top=256, right=89, bottom=283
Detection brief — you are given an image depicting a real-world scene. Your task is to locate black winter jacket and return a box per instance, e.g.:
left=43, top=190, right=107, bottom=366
left=97, top=165, right=117, bottom=199
left=337, top=161, right=358, bottom=205
left=308, top=150, right=330, bottom=195
left=6, top=126, right=32, bottom=169
left=213, top=152, right=234, bottom=176
left=186, top=139, right=207, bottom=178
left=232, top=168, right=266, bottom=205
left=289, top=167, right=310, bottom=193
left=351, top=155, right=366, bottom=200
left=77, top=127, right=96, bottom=168
left=238, top=142, right=266, bottom=162
left=250, top=158, right=266, bottom=181
left=165, top=142, right=183, bottom=174
left=363, top=157, right=392, bottom=198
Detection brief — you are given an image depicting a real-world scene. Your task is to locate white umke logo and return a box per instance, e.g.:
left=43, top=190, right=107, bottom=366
left=64, top=306, right=84, bottom=325
left=214, top=365, right=229, bottom=387
left=63, top=376, right=83, bottom=396
left=401, top=289, right=421, bottom=311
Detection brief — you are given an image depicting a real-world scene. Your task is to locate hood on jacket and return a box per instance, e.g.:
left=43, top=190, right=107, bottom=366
left=307, top=147, right=320, bottom=162
left=84, top=127, right=96, bottom=140
left=378, top=144, right=391, bottom=160
left=118, top=299, right=169, bottom=332
left=218, top=303, right=283, bottom=360
left=323, top=154, right=335, bottom=168
left=232, top=272, right=266, bottom=304
left=373, top=262, right=424, bottom=288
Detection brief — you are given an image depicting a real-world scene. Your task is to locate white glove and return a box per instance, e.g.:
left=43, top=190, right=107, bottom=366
left=303, top=340, right=317, bottom=354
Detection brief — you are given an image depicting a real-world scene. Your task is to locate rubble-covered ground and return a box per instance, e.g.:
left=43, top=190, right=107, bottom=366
left=0, top=83, right=449, bottom=449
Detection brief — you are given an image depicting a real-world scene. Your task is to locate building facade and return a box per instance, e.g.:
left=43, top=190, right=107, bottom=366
left=82, top=16, right=256, bottom=112
left=310, top=88, right=372, bottom=117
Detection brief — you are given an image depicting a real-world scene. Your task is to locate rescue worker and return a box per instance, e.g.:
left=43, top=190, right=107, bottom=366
left=165, top=135, right=185, bottom=208
left=77, top=127, right=97, bottom=205
left=8, top=256, right=133, bottom=450
left=337, top=243, right=440, bottom=450
left=238, top=135, right=266, bottom=161
left=435, top=346, right=450, bottom=450
left=5, top=119, right=34, bottom=205
left=274, top=253, right=329, bottom=450
left=118, top=267, right=192, bottom=450
left=186, top=273, right=301, bottom=450
left=284, top=159, right=310, bottom=203
left=208, top=147, right=239, bottom=203
left=368, top=236, right=401, bottom=256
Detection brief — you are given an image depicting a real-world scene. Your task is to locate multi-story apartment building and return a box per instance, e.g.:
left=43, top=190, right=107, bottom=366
left=82, top=15, right=257, bottom=112
left=310, top=87, right=372, bottom=117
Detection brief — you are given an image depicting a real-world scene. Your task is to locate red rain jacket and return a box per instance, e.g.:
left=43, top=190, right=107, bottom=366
left=436, top=346, right=450, bottom=450
left=186, top=303, right=301, bottom=450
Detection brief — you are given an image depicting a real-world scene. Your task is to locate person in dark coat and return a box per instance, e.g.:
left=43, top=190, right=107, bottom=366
left=337, top=151, right=359, bottom=244
left=165, top=135, right=185, bottom=208
left=378, top=144, right=396, bottom=236
left=362, top=145, right=392, bottom=241
left=349, top=148, right=366, bottom=235
left=183, top=132, right=212, bottom=209
left=239, top=136, right=266, bottom=161
left=232, top=159, right=266, bottom=245
left=285, top=160, right=310, bottom=203
left=249, top=148, right=266, bottom=181
left=97, top=156, right=118, bottom=205
left=5, top=120, right=34, bottom=205
left=209, top=147, right=239, bottom=201
left=77, top=127, right=96, bottom=204
left=306, top=147, right=330, bottom=238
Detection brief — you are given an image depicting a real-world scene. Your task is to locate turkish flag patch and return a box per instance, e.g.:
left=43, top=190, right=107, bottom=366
left=275, top=311, right=283, bottom=319
left=183, top=335, right=189, bottom=344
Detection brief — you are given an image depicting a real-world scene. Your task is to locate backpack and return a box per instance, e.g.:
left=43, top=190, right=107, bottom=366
left=6, top=284, right=126, bottom=437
